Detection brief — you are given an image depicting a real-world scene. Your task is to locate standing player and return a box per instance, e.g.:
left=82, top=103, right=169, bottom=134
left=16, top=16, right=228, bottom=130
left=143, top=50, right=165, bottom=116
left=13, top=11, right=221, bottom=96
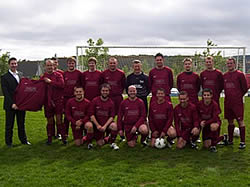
left=118, top=86, right=149, bottom=148
left=174, top=91, right=200, bottom=149
left=63, top=57, right=82, bottom=136
left=223, top=57, right=248, bottom=149
left=200, top=56, right=224, bottom=108
left=40, top=59, right=66, bottom=145
left=101, top=57, right=126, bottom=114
left=149, top=53, right=173, bottom=102
left=149, top=88, right=176, bottom=148
left=52, top=57, right=64, bottom=75
left=82, top=57, right=102, bottom=101
left=126, top=60, right=150, bottom=114
left=65, top=86, right=94, bottom=148
left=89, top=83, right=119, bottom=150
left=177, top=58, right=201, bottom=105
left=197, top=88, right=226, bottom=152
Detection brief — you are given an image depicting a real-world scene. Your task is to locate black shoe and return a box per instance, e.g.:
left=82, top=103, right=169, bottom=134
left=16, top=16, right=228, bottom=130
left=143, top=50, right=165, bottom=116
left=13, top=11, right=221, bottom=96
left=87, top=143, right=93, bottom=150
left=55, top=134, right=62, bottom=140
left=22, top=141, right=31, bottom=146
left=46, top=141, right=52, bottom=146
left=210, top=146, right=217, bottom=153
left=239, top=142, right=246, bottom=149
left=141, top=140, right=148, bottom=147
left=62, top=140, right=68, bottom=145
left=120, top=136, right=126, bottom=142
left=191, top=142, right=198, bottom=150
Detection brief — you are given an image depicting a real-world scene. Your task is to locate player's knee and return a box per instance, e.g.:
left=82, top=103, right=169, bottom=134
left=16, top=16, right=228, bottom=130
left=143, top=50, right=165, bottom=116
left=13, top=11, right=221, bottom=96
left=203, top=140, right=211, bottom=148
left=150, top=138, right=156, bottom=147
left=139, top=125, right=148, bottom=135
left=210, top=123, right=219, bottom=131
left=152, top=131, right=158, bottom=138
left=97, top=140, right=104, bottom=146
left=74, top=139, right=81, bottom=146
left=85, top=122, right=93, bottom=132
left=109, top=122, right=117, bottom=131
left=176, top=142, right=184, bottom=149
left=168, top=128, right=177, bottom=138
left=237, top=120, right=245, bottom=127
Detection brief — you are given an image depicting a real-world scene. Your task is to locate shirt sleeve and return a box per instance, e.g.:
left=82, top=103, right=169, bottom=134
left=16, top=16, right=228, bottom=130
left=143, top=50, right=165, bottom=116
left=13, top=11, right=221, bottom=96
left=148, top=104, right=156, bottom=132
left=117, top=102, right=124, bottom=131
left=174, top=108, right=181, bottom=137
left=135, top=100, right=146, bottom=128
left=65, top=101, right=76, bottom=124
left=50, top=73, right=64, bottom=89
left=163, top=103, right=174, bottom=134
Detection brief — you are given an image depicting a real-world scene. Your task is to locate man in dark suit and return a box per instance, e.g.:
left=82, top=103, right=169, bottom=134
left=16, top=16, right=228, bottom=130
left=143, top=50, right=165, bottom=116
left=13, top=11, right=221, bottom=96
left=1, top=57, right=31, bottom=147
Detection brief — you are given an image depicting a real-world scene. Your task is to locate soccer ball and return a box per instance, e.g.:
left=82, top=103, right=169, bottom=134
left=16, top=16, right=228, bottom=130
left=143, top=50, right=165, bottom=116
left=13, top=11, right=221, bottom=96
left=155, top=138, right=166, bottom=149
left=233, top=127, right=240, bottom=137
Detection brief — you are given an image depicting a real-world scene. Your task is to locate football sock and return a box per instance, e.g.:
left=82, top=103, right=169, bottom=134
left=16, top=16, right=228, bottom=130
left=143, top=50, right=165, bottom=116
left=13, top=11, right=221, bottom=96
left=140, top=134, right=148, bottom=143
left=110, top=130, right=118, bottom=143
left=228, top=124, right=235, bottom=143
left=64, top=118, right=70, bottom=136
left=86, top=132, right=94, bottom=144
left=47, top=123, right=54, bottom=137
left=239, top=126, right=245, bottom=143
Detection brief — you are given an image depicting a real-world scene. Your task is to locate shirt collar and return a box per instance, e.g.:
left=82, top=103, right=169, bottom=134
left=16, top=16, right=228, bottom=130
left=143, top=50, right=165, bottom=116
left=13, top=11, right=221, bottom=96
left=9, top=69, right=18, bottom=75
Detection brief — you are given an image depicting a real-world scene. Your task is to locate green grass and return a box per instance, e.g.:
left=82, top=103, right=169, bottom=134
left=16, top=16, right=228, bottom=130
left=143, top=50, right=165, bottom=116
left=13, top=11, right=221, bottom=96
left=0, top=97, right=249, bottom=187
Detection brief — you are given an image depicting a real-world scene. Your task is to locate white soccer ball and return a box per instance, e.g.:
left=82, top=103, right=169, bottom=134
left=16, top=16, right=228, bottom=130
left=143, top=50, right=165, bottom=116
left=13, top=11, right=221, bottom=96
left=233, top=127, right=240, bottom=137
left=155, top=138, right=166, bottom=149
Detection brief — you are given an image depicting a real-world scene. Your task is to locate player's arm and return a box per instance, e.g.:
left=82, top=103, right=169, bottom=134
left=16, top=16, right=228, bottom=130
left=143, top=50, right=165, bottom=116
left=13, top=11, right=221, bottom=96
left=196, top=74, right=201, bottom=93
left=240, top=73, right=248, bottom=96
left=65, top=102, right=76, bottom=124
left=162, top=103, right=174, bottom=134
left=121, top=72, right=126, bottom=92
left=148, top=105, right=156, bottom=132
left=117, top=103, right=124, bottom=136
left=135, top=101, right=146, bottom=128
left=148, top=70, right=153, bottom=91
left=90, top=115, right=102, bottom=130
left=169, top=68, right=174, bottom=90
left=177, top=74, right=181, bottom=92
left=1, top=76, right=15, bottom=108
left=102, top=117, right=114, bottom=131
left=174, top=108, right=181, bottom=137
left=50, top=73, right=64, bottom=88
left=218, top=72, right=224, bottom=94
left=204, top=103, right=220, bottom=126
left=192, top=106, right=200, bottom=129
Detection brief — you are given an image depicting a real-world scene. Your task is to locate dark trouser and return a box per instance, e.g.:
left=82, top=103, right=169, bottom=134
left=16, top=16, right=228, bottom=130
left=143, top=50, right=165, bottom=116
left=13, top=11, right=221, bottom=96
left=5, top=109, right=27, bottom=145
left=138, top=96, right=148, bottom=115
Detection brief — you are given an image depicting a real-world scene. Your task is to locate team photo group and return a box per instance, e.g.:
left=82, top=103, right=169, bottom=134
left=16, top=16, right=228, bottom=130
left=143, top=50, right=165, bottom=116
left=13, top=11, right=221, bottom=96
left=1, top=53, right=248, bottom=152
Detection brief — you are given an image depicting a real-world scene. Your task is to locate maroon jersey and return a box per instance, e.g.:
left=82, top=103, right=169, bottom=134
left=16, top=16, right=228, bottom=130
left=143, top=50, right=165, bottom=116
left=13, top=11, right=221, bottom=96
left=174, top=103, right=199, bottom=137
left=149, top=100, right=173, bottom=133
left=149, top=67, right=173, bottom=96
left=40, top=71, right=64, bottom=104
left=65, top=98, right=90, bottom=125
left=117, top=98, right=146, bottom=130
left=177, top=72, right=201, bottom=105
left=14, top=78, right=46, bottom=111
left=63, top=70, right=82, bottom=98
left=197, top=100, right=221, bottom=126
left=82, top=70, right=102, bottom=101
left=223, top=70, right=248, bottom=105
left=89, top=96, right=115, bottom=126
left=101, top=69, right=126, bottom=97
left=200, top=69, right=223, bottom=104
left=56, top=69, right=64, bottom=76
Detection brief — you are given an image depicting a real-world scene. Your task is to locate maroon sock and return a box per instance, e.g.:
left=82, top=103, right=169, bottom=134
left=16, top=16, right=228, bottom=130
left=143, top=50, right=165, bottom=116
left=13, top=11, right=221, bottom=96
left=211, top=131, right=219, bottom=146
left=48, top=136, right=52, bottom=143
left=215, top=135, right=224, bottom=145
left=86, top=132, right=94, bottom=144
left=64, top=118, right=70, bottom=136
left=140, top=134, right=148, bottom=143
left=110, top=130, right=118, bottom=143
left=228, top=124, right=235, bottom=143
left=47, top=123, right=54, bottom=137
left=59, top=123, right=67, bottom=141
left=239, top=126, right=245, bottom=143
left=167, top=136, right=175, bottom=143
left=192, top=135, right=199, bottom=143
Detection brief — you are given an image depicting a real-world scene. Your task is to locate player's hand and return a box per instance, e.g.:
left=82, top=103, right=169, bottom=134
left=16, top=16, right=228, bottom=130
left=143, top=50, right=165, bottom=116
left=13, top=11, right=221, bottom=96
left=12, top=104, right=18, bottom=110
left=76, top=126, right=80, bottom=130
left=75, top=120, right=82, bottom=127
left=152, top=131, right=159, bottom=138
left=160, top=132, right=165, bottom=138
left=97, top=125, right=102, bottom=131
left=130, top=126, right=137, bottom=134
left=44, top=77, right=51, bottom=83
left=200, top=120, right=206, bottom=128
left=100, top=126, right=106, bottom=132
left=119, top=130, right=124, bottom=137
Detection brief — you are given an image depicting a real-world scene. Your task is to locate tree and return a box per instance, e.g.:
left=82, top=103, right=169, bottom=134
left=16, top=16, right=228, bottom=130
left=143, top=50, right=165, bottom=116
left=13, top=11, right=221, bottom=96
left=0, top=52, right=10, bottom=77
left=79, top=38, right=109, bottom=70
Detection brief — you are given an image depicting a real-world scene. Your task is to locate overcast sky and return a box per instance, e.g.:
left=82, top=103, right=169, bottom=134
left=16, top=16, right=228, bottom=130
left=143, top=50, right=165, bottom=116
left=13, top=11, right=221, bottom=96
left=0, top=0, right=250, bottom=60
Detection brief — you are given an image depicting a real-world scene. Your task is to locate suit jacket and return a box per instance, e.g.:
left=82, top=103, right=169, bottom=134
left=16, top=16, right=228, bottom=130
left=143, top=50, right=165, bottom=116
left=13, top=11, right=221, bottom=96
left=1, top=71, right=23, bottom=110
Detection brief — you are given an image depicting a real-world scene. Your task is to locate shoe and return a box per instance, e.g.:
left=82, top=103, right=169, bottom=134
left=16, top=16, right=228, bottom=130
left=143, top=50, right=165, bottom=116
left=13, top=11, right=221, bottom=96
left=141, top=140, right=148, bottom=147
left=22, top=141, right=31, bottom=146
left=210, top=146, right=217, bottom=153
left=7, top=144, right=12, bottom=148
left=46, top=141, right=52, bottom=146
left=196, top=138, right=201, bottom=143
left=239, top=142, right=246, bottom=149
left=87, top=143, right=93, bottom=150
left=191, top=142, right=198, bottom=150
left=56, top=134, right=62, bottom=140
left=62, top=140, right=68, bottom=145
left=218, top=134, right=228, bottom=146
left=120, top=136, right=126, bottom=142
left=110, top=143, right=119, bottom=150
left=167, top=141, right=172, bottom=148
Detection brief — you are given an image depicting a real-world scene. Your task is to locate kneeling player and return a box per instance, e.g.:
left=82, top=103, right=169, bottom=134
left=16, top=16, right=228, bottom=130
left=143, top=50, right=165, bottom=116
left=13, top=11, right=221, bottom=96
left=89, top=83, right=119, bottom=150
left=118, top=85, right=149, bottom=148
left=65, top=87, right=94, bottom=148
left=149, top=88, right=176, bottom=148
left=174, top=91, right=200, bottom=149
left=197, top=88, right=226, bottom=152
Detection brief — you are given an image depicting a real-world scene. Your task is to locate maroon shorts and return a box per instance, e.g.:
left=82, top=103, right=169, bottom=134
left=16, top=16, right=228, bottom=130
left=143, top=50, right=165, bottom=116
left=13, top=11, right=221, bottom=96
left=224, top=102, right=244, bottom=121
left=179, top=129, right=192, bottom=142
left=110, top=95, right=123, bottom=115
left=71, top=124, right=84, bottom=140
left=202, top=121, right=221, bottom=141
left=94, top=126, right=111, bottom=141
left=124, top=122, right=145, bottom=142
left=44, top=99, right=64, bottom=118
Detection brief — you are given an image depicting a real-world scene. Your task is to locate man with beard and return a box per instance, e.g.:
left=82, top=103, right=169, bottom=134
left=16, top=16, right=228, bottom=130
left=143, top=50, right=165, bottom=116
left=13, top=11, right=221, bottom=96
left=65, top=86, right=94, bottom=148
left=89, top=83, right=119, bottom=150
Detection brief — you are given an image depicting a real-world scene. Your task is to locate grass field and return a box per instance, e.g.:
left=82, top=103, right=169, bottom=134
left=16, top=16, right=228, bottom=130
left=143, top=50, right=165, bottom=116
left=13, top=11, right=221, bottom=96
left=0, top=97, right=249, bottom=187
